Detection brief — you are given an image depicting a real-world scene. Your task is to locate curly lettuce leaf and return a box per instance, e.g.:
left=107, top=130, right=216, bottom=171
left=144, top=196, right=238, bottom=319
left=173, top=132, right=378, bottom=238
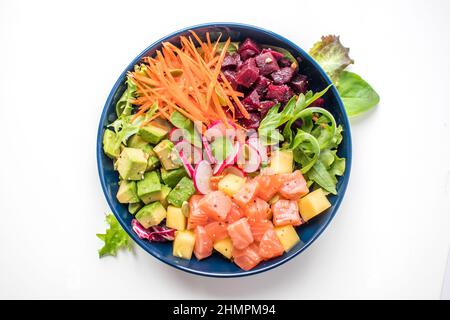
left=97, top=214, right=133, bottom=258
left=336, top=71, right=380, bottom=117
left=116, top=76, right=137, bottom=117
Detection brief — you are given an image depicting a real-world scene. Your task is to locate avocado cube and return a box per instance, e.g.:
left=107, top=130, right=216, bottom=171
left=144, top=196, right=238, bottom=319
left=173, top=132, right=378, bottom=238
left=141, top=184, right=171, bottom=205
left=128, top=134, right=156, bottom=155
left=138, top=124, right=168, bottom=144
left=137, top=171, right=161, bottom=203
left=161, top=167, right=187, bottom=188
left=167, top=177, right=195, bottom=208
left=135, top=202, right=167, bottom=228
left=116, top=180, right=140, bottom=204
left=146, top=156, right=160, bottom=172
left=103, top=130, right=120, bottom=159
left=154, top=140, right=182, bottom=170
left=128, top=202, right=143, bottom=215
left=116, top=148, right=148, bottom=180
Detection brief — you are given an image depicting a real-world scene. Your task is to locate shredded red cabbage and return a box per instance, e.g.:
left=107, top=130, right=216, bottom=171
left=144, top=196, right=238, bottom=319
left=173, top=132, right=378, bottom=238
left=131, top=219, right=175, bottom=242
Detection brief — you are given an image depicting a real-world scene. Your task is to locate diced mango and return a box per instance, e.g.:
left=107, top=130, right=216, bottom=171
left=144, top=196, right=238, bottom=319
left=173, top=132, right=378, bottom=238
left=218, top=174, right=246, bottom=196
left=213, top=237, right=233, bottom=259
left=298, top=188, right=331, bottom=222
left=269, top=150, right=293, bottom=174
left=166, top=206, right=186, bottom=231
left=274, top=225, right=300, bottom=252
left=173, top=230, right=196, bottom=260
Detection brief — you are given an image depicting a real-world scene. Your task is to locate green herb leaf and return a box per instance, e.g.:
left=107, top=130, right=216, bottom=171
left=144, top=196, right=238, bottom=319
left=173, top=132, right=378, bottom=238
left=289, top=130, right=321, bottom=173
left=309, top=35, right=354, bottom=82
left=97, top=214, right=133, bottom=258
left=115, top=76, right=137, bottom=117
left=336, top=71, right=380, bottom=117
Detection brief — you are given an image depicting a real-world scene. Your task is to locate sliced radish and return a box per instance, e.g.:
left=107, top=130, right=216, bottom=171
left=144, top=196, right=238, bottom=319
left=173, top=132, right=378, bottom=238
left=224, top=142, right=241, bottom=167
left=168, top=127, right=185, bottom=143
left=194, top=160, right=213, bottom=194
left=248, top=137, right=268, bottom=164
left=174, top=140, right=202, bottom=164
left=205, top=121, right=236, bottom=142
left=242, top=144, right=261, bottom=173
left=202, top=135, right=216, bottom=164
left=223, top=166, right=246, bottom=178
left=178, top=150, right=195, bottom=178
left=213, top=160, right=227, bottom=175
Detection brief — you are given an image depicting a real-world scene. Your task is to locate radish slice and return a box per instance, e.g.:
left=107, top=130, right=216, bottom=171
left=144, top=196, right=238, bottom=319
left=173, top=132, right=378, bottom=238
left=205, top=121, right=236, bottom=142
left=175, top=140, right=202, bottom=164
left=223, top=166, right=246, bottom=178
left=202, top=135, right=216, bottom=164
left=213, top=160, right=227, bottom=175
left=168, top=127, right=185, bottom=143
left=194, top=160, right=213, bottom=194
left=248, top=137, right=268, bottom=164
left=225, top=142, right=241, bottom=167
left=242, top=144, right=261, bottom=173
left=178, top=150, right=195, bottom=178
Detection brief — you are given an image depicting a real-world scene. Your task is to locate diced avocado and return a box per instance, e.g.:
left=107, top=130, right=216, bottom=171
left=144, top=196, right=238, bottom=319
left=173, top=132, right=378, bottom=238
left=146, top=156, right=160, bottom=172
left=128, top=202, right=143, bottom=215
left=213, top=238, right=233, bottom=259
left=170, top=110, right=192, bottom=129
left=116, top=148, right=148, bottom=180
left=173, top=230, right=196, bottom=260
left=116, top=180, right=140, bottom=204
left=167, top=177, right=195, bottom=207
left=138, top=124, right=168, bottom=144
left=128, top=134, right=156, bottom=155
left=154, top=140, right=182, bottom=170
left=161, top=167, right=187, bottom=188
left=270, top=150, right=293, bottom=174
left=103, top=130, right=120, bottom=159
left=218, top=174, right=246, bottom=196
left=298, top=188, right=331, bottom=222
left=166, top=206, right=187, bottom=231
left=141, top=184, right=171, bottom=205
left=137, top=171, right=161, bottom=203
left=135, top=202, right=167, bottom=228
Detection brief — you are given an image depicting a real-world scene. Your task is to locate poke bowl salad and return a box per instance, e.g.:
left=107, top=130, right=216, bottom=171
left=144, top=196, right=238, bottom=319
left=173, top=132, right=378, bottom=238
left=101, top=30, right=347, bottom=272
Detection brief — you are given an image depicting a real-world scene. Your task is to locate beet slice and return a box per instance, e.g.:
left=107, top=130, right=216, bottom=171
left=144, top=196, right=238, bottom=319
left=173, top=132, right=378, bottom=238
left=255, top=52, right=280, bottom=76
left=235, top=58, right=259, bottom=88
left=271, top=67, right=294, bottom=84
left=240, top=112, right=261, bottom=129
left=290, top=74, right=308, bottom=94
left=253, top=76, right=272, bottom=95
left=261, top=48, right=285, bottom=61
left=258, top=100, right=276, bottom=117
left=221, top=53, right=241, bottom=70
left=266, top=84, right=293, bottom=103
left=238, top=38, right=261, bottom=55
left=242, top=89, right=260, bottom=110
left=222, top=70, right=239, bottom=90
left=278, top=57, right=292, bottom=67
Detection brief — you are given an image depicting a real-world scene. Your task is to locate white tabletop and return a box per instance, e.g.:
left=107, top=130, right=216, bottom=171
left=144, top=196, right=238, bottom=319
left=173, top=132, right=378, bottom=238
left=1, top=0, right=449, bottom=299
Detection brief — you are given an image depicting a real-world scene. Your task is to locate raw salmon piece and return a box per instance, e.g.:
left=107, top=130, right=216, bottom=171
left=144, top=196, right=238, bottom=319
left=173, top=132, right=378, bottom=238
left=245, top=197, right=271, bottom=221
left=232, top=179, right=259, bottom=207
left=279, top=170, right=309, bottom=200
left=255, top=174, right=283, bottom=202
left=227, top=218, right=254, bottom=250
left=199, top=191, right=232, bottom=221
left=187, top=195, right=208, bottom=230
left=249, top=219, right=274, bottom=242
left=194, top=226, right=213, bottom=260
left=233, top=243, right=262, bottom=271
left=204, top=221, right=228, bottom=242
left=258, top=228, right=284, bottom=260
left=226, top=203, right=244, bottom=224
left=272, top=199, right=303, bottom=227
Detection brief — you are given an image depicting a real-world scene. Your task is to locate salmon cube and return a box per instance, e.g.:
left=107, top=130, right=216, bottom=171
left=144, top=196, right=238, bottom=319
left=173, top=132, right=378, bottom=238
left=198, top=191, right=232, bottom=221
left=272, top=199, right=303, bottom=227
left=227, top=218, right=254, bottom=250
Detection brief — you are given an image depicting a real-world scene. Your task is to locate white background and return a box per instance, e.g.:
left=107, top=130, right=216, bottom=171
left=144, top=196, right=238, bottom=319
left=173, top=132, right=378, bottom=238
left=1, top=0, right=449, bottom=300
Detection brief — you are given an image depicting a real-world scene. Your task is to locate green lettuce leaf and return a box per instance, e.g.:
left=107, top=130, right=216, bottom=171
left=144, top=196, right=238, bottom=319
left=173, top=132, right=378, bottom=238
left=97, top=214, right=133, bottom=258
left=116, top=76, right=137, bottom=118
left=336, top=71, right=380, bottom=117
left=309, top=35, right=354, bottom=82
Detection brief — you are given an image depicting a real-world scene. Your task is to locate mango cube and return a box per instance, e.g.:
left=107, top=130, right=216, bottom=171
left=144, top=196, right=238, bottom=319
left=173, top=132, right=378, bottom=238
left=298, top=188, right=331, bottom=222
left=218, top=174, right=246, bottom=196
left=270, top=150, right=293, bottom=174
left=166, top=206, right=186, bottom=231
left=173, top=230, right=196, bottom=260
left=275, top=225, right=300, bottom=252
left=213, top=238, right=233, bottom=259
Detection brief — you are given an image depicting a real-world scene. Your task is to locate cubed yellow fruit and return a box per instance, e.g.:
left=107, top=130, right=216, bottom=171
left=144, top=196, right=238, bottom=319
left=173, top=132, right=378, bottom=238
left=275, top=225, right=300, bottom=252
left=269, top=150, right=293, bottom=174
left=213, top=238, right=233, bottom=259
left=298, top=188, right=331, bottom=222
left=166, top=206, right=186, bottom=231
left=218, top=174, right=246, bottom=196
left=173, top=230, right=195, bottom=260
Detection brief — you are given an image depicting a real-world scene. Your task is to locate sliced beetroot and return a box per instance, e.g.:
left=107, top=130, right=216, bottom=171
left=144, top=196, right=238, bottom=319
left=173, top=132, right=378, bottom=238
left=238, top=38, right=261, bottom=56
left=278, top=57, right=292, bottom=67
left=221, top=53, right=241, bottom=70
left=312, top=97, right=325, bottom=107
left=239, top=49, right=257, bottom=61
left=266, top=84, right=293, bottom=103
left=258, top=100, right=276, bottom=117
left=271, top=67, right=295, bottom=84
left=242, top=89, right=260, bottom=110
left=255, top=52, right=280, bottom=76
left=253, top=76, right=272, bottom=95
left=235, top=58, right=259, bottom=88
left=222, top=70, right=239, bottom=90
left=261, top=48, right=285, bottom=61
left=240, top=112, right=261, bottom=129
left=290, top=74, right=308, bottom=93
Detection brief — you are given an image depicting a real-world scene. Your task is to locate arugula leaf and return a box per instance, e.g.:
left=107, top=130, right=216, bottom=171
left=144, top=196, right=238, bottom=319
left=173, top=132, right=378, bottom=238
left=336, top=71, right=380, bottom=117
left=309, top=35, right=354, bottom=82
left=97, top=214, right=133, bottom=258
left=289, top=130, right=321, bottom=173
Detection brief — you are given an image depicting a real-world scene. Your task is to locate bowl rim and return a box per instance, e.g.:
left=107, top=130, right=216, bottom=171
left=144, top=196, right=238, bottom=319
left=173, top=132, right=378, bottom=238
left=96, top=22, right=352, bottom=278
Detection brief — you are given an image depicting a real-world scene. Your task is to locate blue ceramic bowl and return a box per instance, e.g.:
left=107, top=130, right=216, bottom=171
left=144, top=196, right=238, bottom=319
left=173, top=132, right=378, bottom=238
left=97, top=23, right=352, bottom=277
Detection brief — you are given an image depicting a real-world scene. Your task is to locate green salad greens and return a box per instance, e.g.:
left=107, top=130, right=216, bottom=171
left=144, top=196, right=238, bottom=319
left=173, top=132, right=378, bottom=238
left=97, top=214, right=133, bottom=257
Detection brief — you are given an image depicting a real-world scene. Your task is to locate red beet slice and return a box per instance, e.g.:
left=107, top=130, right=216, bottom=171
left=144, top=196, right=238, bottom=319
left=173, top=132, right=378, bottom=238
left=266, top=84, right=293, bottom=103
left=271, top=67, right=295, bottom=84
left=255, top=52, right=280, bottom=76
